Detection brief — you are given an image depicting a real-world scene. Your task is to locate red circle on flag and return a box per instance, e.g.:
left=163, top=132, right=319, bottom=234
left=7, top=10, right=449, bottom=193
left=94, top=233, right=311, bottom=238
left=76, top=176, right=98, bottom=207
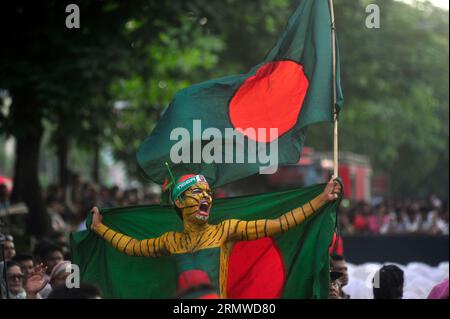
left=227, top=237, right=285, bottom=299
left=229, top=60, right=309, bottom=143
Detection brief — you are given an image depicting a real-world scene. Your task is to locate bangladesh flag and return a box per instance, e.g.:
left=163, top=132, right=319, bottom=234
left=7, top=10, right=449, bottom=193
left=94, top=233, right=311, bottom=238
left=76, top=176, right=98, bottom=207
left=71, top=183, right=340, bottom=299
left=137, top=0, right=344, bottom=188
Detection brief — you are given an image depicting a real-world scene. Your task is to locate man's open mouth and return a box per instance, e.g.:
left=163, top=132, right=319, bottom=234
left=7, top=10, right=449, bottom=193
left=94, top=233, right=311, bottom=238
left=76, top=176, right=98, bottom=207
left=197, top=200, right=210, bottom=217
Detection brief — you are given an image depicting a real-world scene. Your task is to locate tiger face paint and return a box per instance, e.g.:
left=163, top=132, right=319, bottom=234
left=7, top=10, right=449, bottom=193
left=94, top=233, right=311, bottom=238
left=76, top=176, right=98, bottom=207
left=176, top=182, right=212, bottom=224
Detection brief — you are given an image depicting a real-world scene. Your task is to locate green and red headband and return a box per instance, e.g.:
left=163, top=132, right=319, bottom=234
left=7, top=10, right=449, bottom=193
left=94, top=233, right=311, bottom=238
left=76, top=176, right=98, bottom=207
left=171, top=174, right=208, bottom=201
left=163, top=163, right=208, bottom=201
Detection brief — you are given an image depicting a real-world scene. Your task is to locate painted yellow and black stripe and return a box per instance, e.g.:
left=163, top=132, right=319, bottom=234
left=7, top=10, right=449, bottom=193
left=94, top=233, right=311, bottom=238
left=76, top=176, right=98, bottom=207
left=93, top=223, right=168, bottom=257
left=92, top=193, right=328, bottom=298
left=220, top=195, right=324, bottom=242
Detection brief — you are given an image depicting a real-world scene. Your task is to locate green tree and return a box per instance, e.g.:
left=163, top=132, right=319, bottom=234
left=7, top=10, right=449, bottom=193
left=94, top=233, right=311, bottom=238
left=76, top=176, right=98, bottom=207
left=305, top=0, right=448, bottom=197
left=0, top=0, right=223, bottom=237
left=108, top=14, right=224, bottom=180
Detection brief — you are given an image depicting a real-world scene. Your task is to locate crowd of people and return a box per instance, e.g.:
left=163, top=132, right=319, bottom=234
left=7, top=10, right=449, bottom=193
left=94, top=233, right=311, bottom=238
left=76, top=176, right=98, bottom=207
left=328, top=253, right=408, bottom=300
left=0, top=174, right=162, bottom=241
left=0, top=234, right=101, bottom=299
left=1, top=175, right=448, bottom=242
left=43, top=174, right=162, bottom=235
left=328, top=253, right=449, bottom=299
left=1, top=175, right=162, bottom=299
left=0, top=175, right=449, bottom=299
left=338, top=196, right=449, bottom=235
left=4, top=234, right=447, bottom=299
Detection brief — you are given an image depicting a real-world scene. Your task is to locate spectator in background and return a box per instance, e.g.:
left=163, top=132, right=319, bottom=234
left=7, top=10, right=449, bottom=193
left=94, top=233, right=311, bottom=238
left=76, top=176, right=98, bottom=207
left=422, top=209, right=449, bottom=235
left=108, top=186, right=121, bottom=207
left=5, top=261, right=46, bottom=299
left=5, top=261, right=27, bottom=299
left=46, top=191, right=70, bottom=234
left=98, top=186, right=111, bottom=208
left=353, top=202, right=369, bottom=233
left=143, top=185, right=162, bottom=205
left=330, top=254, right=350, bottom=299
left=123, top=188, right=139, bottom=206
left=73, top=183, right=99, bottom=232
left=428, top=279, right=449, bottom=299
left=338, top=202, right=355, bottom=235
left=48, top=232, right=71, bottom=260
left=329, top=271, right=344, bottom=299
left=397, top=208, right=412, bottom=233
left=380, top=209, right=399, bottom=234
left=373, top=265, right=404, bottom=299
left=48, top=260, right=72, bottom=290
left=13, top=253, right=34, bottom=279
left=45, top=184, right=65, bottom=207
left=429, top=194, right=443, bottom=210
left=338, top=195, right=448, bottom=236
left=408, top=206, right=424, bottom=233
left=33, top=242, right=65, bottom=298
left=2, top=235, right=16, bottom=261
left=38, top=243, right=64, bottom=276
left=368, top=204, right=388, bottom=234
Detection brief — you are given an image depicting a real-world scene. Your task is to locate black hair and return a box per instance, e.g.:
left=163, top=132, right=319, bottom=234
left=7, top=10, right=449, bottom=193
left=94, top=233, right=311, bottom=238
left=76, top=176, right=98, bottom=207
left=47, top=282, right=101, bottom=299
left=330, top=271, right=344, bottom=282
left=43, top=244, right=63, bottom=258
left=373, top=265, right=404, bottom=299
left=12, top=253, right=33, bottom=263
left=331, top=254, right=345, bottom=262
left=33, top=240, right=51, bottom=260
left=33, top=242, right=63, bottom=260
left=5, top=260, right=20, bottom=270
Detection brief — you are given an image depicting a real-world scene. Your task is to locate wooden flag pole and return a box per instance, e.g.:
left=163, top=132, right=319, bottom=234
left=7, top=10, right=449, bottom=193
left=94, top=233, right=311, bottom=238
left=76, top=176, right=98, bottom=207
left=329, top=0, right=339, bottom=179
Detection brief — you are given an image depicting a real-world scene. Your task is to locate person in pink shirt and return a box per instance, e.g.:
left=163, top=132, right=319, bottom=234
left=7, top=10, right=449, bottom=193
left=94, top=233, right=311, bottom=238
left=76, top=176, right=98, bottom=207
left=428, top=279, right=449, bottom=299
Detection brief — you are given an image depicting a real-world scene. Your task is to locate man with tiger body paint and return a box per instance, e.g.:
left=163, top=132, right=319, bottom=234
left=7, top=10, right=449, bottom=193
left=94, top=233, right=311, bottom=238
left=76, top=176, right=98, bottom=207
left=90, top=174, right=341, bottom=298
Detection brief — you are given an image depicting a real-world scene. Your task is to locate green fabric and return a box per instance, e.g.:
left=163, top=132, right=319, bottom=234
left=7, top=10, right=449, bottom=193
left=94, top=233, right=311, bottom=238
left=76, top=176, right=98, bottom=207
left=71, top=183, right=340, bottom=299
left=137, top=0, right=344, bottom=188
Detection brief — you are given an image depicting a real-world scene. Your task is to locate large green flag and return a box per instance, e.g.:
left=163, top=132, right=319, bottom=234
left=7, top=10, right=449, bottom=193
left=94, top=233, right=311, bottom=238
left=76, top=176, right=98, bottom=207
left=71, top=183, right=340, bottom=299
left=137, top=0, right=344, bottom=188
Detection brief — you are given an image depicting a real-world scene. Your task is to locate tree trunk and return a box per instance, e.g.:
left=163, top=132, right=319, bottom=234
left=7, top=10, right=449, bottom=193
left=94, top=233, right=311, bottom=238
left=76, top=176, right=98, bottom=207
left=56, top=134, right=70, bottom=189
left=10, top=125, right=50, bottom=239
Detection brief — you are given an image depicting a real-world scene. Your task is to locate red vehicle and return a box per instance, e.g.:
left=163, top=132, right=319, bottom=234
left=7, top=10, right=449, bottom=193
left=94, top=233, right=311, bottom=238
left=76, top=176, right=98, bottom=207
left=267, top=148, right=372, bottom=202
left=307, top=151, right=372, bottom=202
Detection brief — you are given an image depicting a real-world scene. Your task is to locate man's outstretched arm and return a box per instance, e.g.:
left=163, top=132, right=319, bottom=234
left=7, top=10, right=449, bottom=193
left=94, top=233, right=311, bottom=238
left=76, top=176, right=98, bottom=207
left=223, top=179, right=341, bottom=242
left=90, top=207, right=168, bottom=257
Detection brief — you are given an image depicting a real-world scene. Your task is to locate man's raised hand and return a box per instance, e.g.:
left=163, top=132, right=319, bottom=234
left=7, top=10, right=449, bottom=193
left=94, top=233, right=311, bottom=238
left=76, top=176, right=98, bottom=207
left=322, top=179, right=342, bottom=202
left=90, top=206, right=103, bottom=230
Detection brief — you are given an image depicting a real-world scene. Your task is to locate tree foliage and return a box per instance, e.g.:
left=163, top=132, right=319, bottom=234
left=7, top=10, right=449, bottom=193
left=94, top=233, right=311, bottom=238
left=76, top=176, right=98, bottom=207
left=333, top=0, right=449, bottom=197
